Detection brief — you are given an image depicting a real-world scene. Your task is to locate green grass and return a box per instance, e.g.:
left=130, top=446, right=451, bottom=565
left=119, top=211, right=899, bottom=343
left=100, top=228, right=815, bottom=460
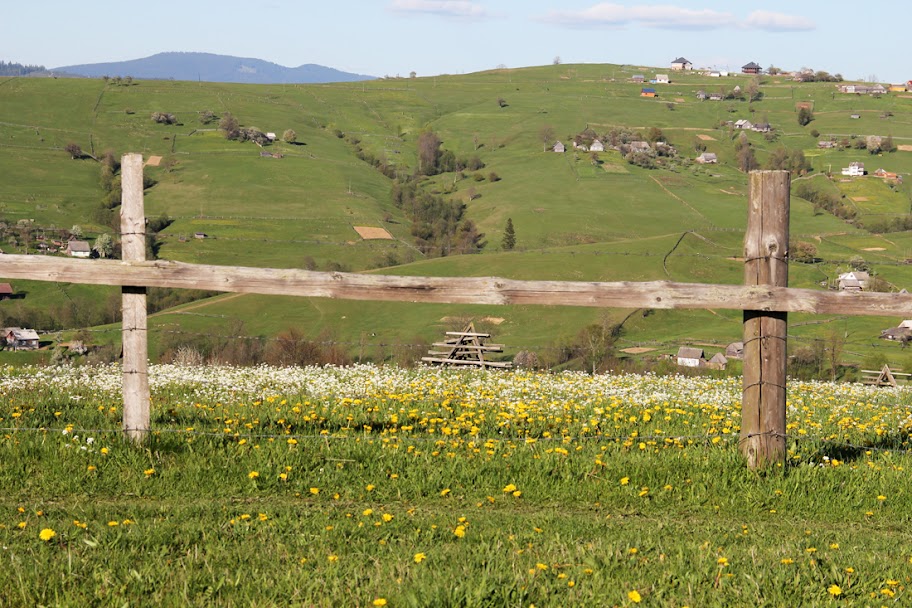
left=4, top=66, right=912, bottom=364
left=3, top=364, right=912, bottom=606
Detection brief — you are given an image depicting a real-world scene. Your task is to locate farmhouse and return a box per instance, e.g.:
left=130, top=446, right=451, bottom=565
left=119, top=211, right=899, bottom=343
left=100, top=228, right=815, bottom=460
left=655, top=74, right=670, bottom=84
left=751, top=122, right=772, bottom=133
left=707, top=353, right=728, bottom=371
left=589, top=140, right=605, bottom=152
left=837, top=271, right=870, bottom=291
left=841, top=161, right=865, bottom=176
left=641, top=87, right=657, bottom=97
left=708, top=71, right=721, bottom=78
left=4, top=328, right=39, bottom=350
left=741, top=62, right=762, bottom=75
left=552, top=141, right=565, bottom=153
left=671, top=57, right=693, bottom=71
left=817, top=140, right=836, bottom=149
left=695, top=152, right=717, bottom=164
left=676, top=346, right=705, bottom=368
left=66, top=240, right=91, bottom=258
left=725, top=342, right=744, bottom=359
left=0, top=283, right=12, bottom=300
left=708, top=92, right=724, bottom=101
left=696, top=90, right=707, bottom=100
left=889, top=84, right=907, bottom=92
left=631, top=74, right=645, bottom=83
left=734, top=119, right=753, bottom=130
left=881, top=320, right=912, bottom=342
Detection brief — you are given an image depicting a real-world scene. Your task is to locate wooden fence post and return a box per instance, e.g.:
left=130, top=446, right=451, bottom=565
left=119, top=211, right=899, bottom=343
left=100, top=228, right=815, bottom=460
left=120, top=154, right=150, bottom=443
left=741, top=170, right=790, bottom=469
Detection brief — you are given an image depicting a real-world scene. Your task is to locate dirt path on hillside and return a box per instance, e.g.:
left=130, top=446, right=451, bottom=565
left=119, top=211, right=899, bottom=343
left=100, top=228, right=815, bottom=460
left=649, top=175, right=710, bottom=224
left=151, top=292, right=247, bottom=317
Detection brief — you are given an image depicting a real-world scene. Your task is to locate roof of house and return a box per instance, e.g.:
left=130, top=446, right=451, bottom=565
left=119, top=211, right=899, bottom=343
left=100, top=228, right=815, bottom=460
left=0, top=283, right=12, bottom=295
left=641, top=87, right=656, bottom=93
left=8, top=328, right=39, bottom=341
left=672, top=57, right=691, bottom=64
left=698, top=152, right=718, bottom=161
left=742, top=62, right=762, bottom=70
left=708, top=353, right=728, bottom=365
left=677, top=347, right=705, bottom=360
left=67, top=240, right=91, bottom=252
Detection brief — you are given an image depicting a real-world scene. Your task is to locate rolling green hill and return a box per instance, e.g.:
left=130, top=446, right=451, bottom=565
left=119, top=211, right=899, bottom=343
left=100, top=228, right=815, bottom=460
left=2, top=64, right=912, bottom=372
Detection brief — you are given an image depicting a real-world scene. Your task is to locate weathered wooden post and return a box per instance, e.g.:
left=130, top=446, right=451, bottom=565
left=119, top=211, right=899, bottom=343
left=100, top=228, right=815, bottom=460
left=741, top=170, right=790, bottom=469
left=120, top=153, right=150, bottom=442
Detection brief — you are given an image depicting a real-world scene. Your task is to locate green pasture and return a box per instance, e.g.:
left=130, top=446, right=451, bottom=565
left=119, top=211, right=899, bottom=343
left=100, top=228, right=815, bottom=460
left=3, top=365, right=912, bottom=605
left=2, top=65, right=912, bottom=365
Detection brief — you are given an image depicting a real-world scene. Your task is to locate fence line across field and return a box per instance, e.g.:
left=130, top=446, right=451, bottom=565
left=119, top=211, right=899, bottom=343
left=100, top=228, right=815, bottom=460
left=6, top=155, right=912, bottom=468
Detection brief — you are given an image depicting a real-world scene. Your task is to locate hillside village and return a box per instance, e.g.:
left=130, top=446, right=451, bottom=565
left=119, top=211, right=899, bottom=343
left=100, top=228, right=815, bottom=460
left=1, top=56, right=912, bottom=378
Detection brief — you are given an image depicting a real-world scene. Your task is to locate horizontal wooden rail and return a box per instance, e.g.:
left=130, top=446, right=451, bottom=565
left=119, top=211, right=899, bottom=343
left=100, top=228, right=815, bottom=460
left=2, top=254, right=912, bottom=317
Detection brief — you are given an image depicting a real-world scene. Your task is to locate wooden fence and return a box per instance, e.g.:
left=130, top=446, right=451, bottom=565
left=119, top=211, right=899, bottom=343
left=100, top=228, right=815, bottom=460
left=3, top=155, right=912, bottom=468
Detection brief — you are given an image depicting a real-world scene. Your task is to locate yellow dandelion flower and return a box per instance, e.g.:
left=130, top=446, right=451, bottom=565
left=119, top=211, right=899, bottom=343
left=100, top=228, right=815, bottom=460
left=382, top=513, right=394, bottom=522
left=628, top=589, right=642, bottom=603
left=39, top=528, right=56, bottom=542
left=503, top=483, right=517, bottom=493
left=453, top=525, right=466, bottom=538
left=628, top=547, right=638, bottom=554
left=328, top=555, right=338, bottom=562
left=362, top=508, right=374, bottom=516
left=620, top=477, right=630, bottom=485
left=287, top=438, right=298, bottom=446
left=373, top=600, right=387, bottom=607
left=877, top=495, right=886, bottom=501
left=248, top=471, right=259, bottom=479
left=440, top=488, right=451, bottom=496
left=100, top=447, right=109, bottom=455
left=829, top=543, right=839, bottom=550
left=512, top=490, right=522, bottom=498
left=310, top=487, right=320, bottom=495
left=143, top=468, right=155, bottom=477
left=17, top=522, right=26, bottom=529
left=366, top=484, right=376, bottom=492
left=828, top=584, right=842, bottom=596
left=87, top=465, right=96, bottom=472
left=845, top=567, right=854, bottom=573
left=780, top=558, right=794, bottom=565
left=279, top=473, right=288, bottom=482
left=568, top=580, right=575, bottom=587
left=107, top=521, right=119, bottom=527
left=717, top=557, right=729, bottom=567
left=414, top=552, right=427, bottom=564
left=881, top=588, right=896, bottom=598
left=535, top=563, right=548, bottom=571
left=258, top=513, right=268, bottom=521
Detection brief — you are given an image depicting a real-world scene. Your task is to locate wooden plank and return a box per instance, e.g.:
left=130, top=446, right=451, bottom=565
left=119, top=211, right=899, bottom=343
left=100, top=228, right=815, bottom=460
left=741, top=171, right=789, bottom=470
left=431, top=343, right=504, bottom=350
left=4, top=254, right=912, bottom=316
left=445, top=331, right=492, bottom=337
left=120, top=153, right=150, bottom=444
left=421, top=357, right=512, bottom=368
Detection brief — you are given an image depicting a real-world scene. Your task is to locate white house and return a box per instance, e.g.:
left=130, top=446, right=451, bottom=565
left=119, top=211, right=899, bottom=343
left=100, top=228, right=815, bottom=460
left=655, top=74, right=670, bottom=84
left=695, top=152, right=717, bottom=164
left=66, top=240, right=91, bottom=258
left=841, top=161, right=865, bottom=176
left=671, top=57, right=693, bottom=71
left=590, top=140, right=605, bottom=152
left=676, top=347, right=705, bottom=368
left=553, top=141, right=565, bottom=153
left=265, top=132, right=277, bottom=142
left=837, top=271, right=870, bottom=291
left=4, top=328, right=39, bottom=350
left=734, top=119, right=753, bottom=130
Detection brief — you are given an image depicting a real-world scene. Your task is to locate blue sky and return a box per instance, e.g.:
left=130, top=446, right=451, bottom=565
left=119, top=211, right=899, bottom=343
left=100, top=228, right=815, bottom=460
left=3, top=1, right=907, bottom=82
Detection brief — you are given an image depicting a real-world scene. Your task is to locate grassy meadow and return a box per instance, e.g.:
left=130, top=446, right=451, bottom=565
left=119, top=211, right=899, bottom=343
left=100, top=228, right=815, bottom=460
left=3, top=65, right=912, bottom=368
left=3, top=363, right=912, bottom=606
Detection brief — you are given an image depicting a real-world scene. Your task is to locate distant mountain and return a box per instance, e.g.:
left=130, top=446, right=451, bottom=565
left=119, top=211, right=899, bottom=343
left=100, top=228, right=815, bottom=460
left=52, top=52, right=375, bottom=84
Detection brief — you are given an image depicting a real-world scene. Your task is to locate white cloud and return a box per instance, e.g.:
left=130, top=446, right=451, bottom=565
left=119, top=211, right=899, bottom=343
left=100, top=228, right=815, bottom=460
left=745, top=10, right=815, bottom=31
left=539, top=3, right=813, bottom=32
left=389, top=0, right=488, bottom=18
